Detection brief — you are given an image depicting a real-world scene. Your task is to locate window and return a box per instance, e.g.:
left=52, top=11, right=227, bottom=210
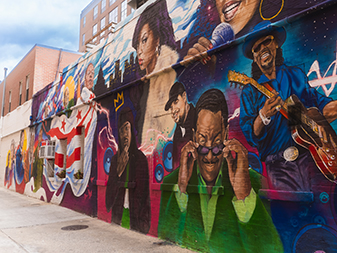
left=100, top=38, right=105, bottom=44
left=46, top=159, right=55, bottom=177
left=25, top=75, right=29, bottom=101
left=101, top=17, right=106, bottom=30
left=8, top=91, right=11, bottom=112
left=83, top=16, right=86, bottom=27
left=93, top=24, right=98, bottom=36
left=82, top=34, right=85, bottom=46
left=74, top=127, right=85, bottom=179
left=19, top=82, right=22, bottom=106
left=109, top=0, right=116, bottom=6
left=101, top=0, right=106, bottom=13
left=109, top=7, right=118, bottom=23
left=93, top=5, right=98, bottom=20
left=39, top=140, right=56, bottom=178
left=78, top=127, right=85, bottom=177
left=121, top=0, right=127, bottom=21
left=55, top=139, right=67, bottom=178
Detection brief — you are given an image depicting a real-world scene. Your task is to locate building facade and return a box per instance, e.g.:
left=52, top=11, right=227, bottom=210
left=79, top=0, right=148, bottom=52
left=0, top=44, right=81, bottom=197
left=3, top=0, right=337, bottom=252
left=0, top=45, right=82, bottom=117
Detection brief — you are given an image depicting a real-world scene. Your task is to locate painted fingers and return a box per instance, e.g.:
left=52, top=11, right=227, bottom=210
left=178, top=141, right=199, bottom=193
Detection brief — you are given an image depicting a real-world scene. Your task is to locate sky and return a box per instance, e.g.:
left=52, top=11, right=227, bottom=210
left=0, top=0, right=88, bottom=81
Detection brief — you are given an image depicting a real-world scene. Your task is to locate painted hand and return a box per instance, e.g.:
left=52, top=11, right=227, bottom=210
left=223, top=138, right=251, bottom=200
left=261, top=93, right=283, bottom=118
left=178, top=141, right=199, bottom=193
left=182, top=37, right=216, bottom=66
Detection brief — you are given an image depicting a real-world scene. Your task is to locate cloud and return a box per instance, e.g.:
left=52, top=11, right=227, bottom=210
left=0, top=0, right=86, bottom=80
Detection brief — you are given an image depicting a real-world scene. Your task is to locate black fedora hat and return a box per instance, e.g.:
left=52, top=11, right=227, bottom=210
left=243, top=21, right=286, bottom=60
left=165, top=82, right=186, bottom=111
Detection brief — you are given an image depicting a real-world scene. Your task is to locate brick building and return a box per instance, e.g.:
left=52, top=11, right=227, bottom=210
left=0, top=44, right=81, bottom=117
left=79, top=0, right=148, bottom=52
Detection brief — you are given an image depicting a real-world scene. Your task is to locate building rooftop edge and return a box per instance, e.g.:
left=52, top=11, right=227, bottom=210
left=1, top=44, right=83, bottom=85
left=80, top=0, right=99, bottom=18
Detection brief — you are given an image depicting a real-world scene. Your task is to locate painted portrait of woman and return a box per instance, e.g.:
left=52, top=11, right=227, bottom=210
left=132, top=0, right=179, bottom=145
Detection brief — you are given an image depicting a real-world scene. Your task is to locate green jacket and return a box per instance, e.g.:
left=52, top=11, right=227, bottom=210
left=158, top=161, right=283, bottom=253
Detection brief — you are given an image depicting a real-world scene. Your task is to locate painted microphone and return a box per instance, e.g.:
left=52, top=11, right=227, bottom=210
left=210, top=22, right=235, bottom=47
left=178, top=23, right=234, bottom=73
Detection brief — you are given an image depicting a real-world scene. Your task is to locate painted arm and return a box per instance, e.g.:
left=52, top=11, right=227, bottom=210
left=174, top=184, right=189, bottom=213
left=223, top=138, right=257, bottom=222
left=253, top=94, right=282, bottom=137
left=223, top=138, right=251, bottom=200
left=232, top=188, right=257, bottom=223
left=323, top=100, right=337, bottom=123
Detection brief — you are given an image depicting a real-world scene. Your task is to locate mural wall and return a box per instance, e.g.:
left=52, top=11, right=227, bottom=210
left=5, top=0, right=337, bottom=252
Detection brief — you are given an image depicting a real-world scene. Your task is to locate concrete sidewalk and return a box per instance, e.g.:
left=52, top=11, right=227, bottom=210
left=0, top=187, right=193, bottom=253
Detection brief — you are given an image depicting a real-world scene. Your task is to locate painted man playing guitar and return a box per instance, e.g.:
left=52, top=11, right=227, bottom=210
left=237, top=21, right=337, bottom=191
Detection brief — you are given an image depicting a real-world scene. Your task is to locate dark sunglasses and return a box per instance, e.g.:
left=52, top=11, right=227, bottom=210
left=197, top=143, right=225, bottom=156
left=252, top=35, right=274, bottom=54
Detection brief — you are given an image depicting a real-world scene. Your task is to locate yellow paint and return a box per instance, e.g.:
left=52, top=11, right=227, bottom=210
left=114, top=92, right=124, bottom=112
left=22, top=130, right=27, bottom=151
left=65, top=76, right=75, bottom=100
left=259, top=0, right=284, bottom=20
left=6, top=150, right=11, bottom=167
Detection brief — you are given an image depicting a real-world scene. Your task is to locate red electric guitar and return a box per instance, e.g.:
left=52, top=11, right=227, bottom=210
left=228, top=70, right=337, bottom=183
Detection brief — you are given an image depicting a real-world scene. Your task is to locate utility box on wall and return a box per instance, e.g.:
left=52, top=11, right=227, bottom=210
left=39, top=140, right=55, bottom=159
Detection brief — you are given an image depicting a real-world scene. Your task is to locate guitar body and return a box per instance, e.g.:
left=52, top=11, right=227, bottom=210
left=289, top=95, right=337, bottom=183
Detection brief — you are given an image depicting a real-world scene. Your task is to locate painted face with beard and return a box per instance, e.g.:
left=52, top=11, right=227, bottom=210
left=119, top=121, right=131, bottom=151
left=195, top=110, right=225, bottom=184
left=252, top=35, right=278, bottom=78
left=215, top=0, right=260, bottom=35
left=170, top=93, right=187, bottom=125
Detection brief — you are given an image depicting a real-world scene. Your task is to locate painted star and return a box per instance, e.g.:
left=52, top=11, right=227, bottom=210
left=76, top=110, right=82, bottom=122
left=61, top=120, right=66, bottom=132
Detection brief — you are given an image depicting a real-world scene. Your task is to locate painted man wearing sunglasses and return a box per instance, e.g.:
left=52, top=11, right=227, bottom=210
left=240, top=21, right=337, bottom=191
left=158, top=88, right=282, bottom=252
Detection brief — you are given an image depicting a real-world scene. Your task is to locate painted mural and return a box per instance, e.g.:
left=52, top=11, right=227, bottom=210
left=3, top=61, right=98, bottom=215
left=5, top=0, right=337, bottom=252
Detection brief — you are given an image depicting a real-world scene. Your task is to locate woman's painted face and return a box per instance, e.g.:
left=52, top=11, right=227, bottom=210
left=137, top=23, right=159, bottom=75
left=215, top=0, right=260, bottom=35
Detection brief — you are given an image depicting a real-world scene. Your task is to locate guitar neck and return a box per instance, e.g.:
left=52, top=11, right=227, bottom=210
left=228, top=70, right=319, bottom=136
left=249, top=79, right=289, bottom=113
left=250, top=80, right=274, bottom=98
